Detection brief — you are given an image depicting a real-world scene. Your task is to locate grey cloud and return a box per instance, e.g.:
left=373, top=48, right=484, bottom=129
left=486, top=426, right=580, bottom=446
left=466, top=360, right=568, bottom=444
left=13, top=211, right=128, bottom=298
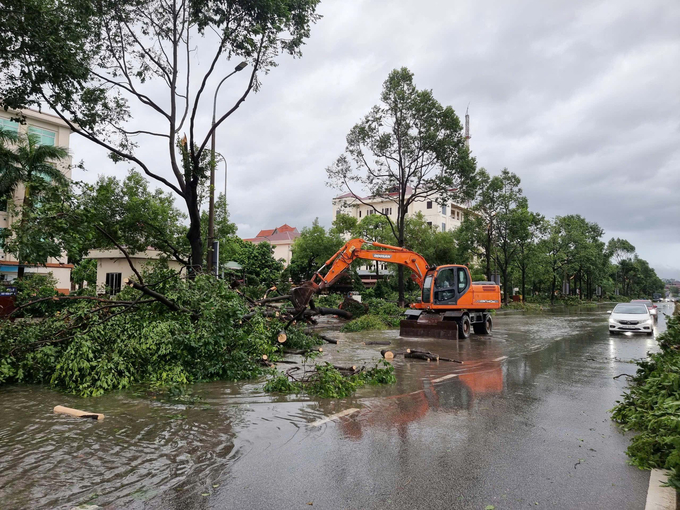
left=69, top=0, right=680, bottom=275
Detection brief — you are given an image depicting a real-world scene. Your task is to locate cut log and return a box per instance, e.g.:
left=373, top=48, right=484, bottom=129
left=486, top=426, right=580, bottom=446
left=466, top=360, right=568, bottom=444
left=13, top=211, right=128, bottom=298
left=262, top=354, right=268, bottom=361
left=333, top=365, right=357, bottom=372
left=439, top=357, right=463, bottom=364
left=277, top=331, right=287, bottom=343
left=381, top=349, right=395, bottom=360
left=318, top=334, right=338, bottom=345
left=283, top=347, right=323, bottom=356
left=405, top=352, right=439, bottom=362
left=405, top=348, right=462, bottom=363
left=54, top=405, right=104, bottom=421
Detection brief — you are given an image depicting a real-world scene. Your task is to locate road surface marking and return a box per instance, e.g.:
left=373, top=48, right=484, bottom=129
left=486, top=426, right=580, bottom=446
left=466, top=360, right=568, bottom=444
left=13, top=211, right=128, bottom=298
left=432, top=374, right=459, bottom=383
left=645, top=469, right=677, bottom=510
left=309, top=408, right=360, bottom=427
left=493, top=356, right=508, bottom=362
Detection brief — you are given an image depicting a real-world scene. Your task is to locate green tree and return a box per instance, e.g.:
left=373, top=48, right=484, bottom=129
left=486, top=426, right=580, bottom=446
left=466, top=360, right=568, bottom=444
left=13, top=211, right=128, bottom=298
left=327, top=67, right=477, bottom=304
left=227, top=238, right=284, bottom=288
left=0, top=0, right=320, bottom=274
left=490, top=169, right=527, bottom=304
left=471, top=169, right=504, bottom=281
left=71, top=258, right=97, bottom=290
left=330, top=213, right=358, bottom=237
left=0, top=130, right=70, bottom=277
left=606, top=238, right=636, bottom=295
left=2, top=171, right=190, bottom=277
left=512, top=210, right=546, bottom=302
left=289, top=219, right=344, bottom=283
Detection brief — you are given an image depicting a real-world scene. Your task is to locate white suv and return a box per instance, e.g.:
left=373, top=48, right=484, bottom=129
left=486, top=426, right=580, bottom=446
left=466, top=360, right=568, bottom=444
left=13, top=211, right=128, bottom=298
left=608, top=303, right=654, bottom=336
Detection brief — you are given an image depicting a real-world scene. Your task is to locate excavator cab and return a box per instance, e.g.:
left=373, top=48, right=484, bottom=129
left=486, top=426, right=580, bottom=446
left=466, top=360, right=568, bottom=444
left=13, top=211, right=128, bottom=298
left=421, top=266, right=471, bottom=305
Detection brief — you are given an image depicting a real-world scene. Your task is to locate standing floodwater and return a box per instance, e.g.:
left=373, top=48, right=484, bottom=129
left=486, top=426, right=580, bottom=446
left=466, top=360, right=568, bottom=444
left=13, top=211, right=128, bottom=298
left=0, top=303, right=672, bottom=509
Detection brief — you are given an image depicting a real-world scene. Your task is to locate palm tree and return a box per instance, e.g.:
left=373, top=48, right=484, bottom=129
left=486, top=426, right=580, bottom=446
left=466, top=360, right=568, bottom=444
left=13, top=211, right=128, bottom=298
left=0, top=130, right=69, bottom=278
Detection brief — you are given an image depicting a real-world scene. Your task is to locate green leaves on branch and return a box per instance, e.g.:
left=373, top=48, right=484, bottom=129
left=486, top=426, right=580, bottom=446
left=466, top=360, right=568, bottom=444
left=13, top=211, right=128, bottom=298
left=0, top=271, right=315, bottom=396
left=264, top=361, right=396, bottom=399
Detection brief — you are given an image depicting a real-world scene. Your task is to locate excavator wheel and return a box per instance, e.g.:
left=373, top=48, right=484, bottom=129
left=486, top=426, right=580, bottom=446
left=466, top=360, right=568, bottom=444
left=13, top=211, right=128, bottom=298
left=458, top=315, right=471, bottom=339
left=473, top=315, right=493, bottom=335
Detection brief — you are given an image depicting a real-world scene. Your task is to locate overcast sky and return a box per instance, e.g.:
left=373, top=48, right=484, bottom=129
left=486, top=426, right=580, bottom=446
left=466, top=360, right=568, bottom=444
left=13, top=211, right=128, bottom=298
left=70, top=0, right=680, bottom=278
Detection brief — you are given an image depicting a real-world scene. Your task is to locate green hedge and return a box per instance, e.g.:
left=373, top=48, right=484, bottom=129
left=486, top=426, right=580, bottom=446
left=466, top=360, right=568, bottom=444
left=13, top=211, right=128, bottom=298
left=611, top=315, right=680, bottom=490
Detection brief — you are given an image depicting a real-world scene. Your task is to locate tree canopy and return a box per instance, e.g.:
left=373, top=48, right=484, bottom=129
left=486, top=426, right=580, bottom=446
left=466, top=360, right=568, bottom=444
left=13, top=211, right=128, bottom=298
left=327, top=67, right=476, bottom=303
left=0, top=0, right=320, bottom=271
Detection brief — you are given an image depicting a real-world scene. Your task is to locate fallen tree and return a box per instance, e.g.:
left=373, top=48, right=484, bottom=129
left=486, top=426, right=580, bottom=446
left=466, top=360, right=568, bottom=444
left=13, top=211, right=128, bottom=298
left=0, top=266, right=344, bottom=396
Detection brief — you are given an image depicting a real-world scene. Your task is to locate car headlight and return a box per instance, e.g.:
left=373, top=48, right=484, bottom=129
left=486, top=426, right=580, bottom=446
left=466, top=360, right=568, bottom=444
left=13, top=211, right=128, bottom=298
left=608, top=318, right=617, bottom=324
left=641, top=318, right=652, bottom=325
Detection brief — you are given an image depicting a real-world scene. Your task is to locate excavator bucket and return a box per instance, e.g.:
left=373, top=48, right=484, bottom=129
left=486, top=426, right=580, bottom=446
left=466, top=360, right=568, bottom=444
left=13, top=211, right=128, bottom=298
left=399, top=313, right=459, bottom=340
left=290, top=282, right=318, bottom=311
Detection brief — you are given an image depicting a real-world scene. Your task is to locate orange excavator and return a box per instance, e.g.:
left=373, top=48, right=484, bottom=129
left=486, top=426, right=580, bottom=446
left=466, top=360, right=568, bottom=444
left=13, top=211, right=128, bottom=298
left=291, top=238, right=501, bottom=340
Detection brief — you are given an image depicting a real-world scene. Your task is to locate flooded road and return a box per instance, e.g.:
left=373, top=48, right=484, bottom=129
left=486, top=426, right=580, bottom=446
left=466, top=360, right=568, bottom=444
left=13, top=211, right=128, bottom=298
left=0, top=302, right=674, bottom=509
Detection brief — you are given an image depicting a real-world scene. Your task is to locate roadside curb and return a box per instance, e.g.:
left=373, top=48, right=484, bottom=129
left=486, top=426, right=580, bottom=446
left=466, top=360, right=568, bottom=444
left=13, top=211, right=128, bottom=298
left=645, top=469, right=677, bottom=510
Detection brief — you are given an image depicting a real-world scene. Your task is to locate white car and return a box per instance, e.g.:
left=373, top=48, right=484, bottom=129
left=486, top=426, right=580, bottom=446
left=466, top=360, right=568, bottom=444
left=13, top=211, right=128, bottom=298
left=608, top=303, right=654, bottom=335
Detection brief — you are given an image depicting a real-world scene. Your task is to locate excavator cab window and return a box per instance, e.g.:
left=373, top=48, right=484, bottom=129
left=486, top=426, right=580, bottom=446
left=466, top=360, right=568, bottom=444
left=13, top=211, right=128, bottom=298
left=457, top=267, right=469, bottom=294
left=433, top=267, right=469, bottom=305
left=434, top=268, right=456, bottom=303
left=422, top=274, right=433, bottom=303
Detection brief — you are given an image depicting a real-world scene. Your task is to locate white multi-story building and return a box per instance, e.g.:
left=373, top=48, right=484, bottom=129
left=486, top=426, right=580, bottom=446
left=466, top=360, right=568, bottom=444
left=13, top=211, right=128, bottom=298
left=331, top=187, right=472, bottom=277
left=332, top=186, right=470, bottom=234
left=0, top=109, right=73, bottom=293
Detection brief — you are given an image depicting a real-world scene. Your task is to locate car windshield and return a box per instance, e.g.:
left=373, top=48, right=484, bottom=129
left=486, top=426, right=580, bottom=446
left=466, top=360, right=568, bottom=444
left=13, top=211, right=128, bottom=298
left=613, top=304, right=649, bottom=314
left=632, top=300, right=653, bottom=307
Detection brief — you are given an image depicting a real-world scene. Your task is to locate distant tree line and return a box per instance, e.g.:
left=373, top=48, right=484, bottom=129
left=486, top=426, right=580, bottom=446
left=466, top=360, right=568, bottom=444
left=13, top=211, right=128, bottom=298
left=289, top=168, right=664, bottom=305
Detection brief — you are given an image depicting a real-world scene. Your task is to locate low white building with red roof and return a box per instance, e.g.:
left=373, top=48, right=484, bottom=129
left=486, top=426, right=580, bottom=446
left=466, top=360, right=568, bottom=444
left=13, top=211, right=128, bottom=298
left=242, top=224, right=300, bottom=266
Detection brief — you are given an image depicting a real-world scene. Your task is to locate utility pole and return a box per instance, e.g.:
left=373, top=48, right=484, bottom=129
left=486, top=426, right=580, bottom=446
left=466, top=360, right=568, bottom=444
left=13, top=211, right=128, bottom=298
left=207, top=61, right=247, bottom=273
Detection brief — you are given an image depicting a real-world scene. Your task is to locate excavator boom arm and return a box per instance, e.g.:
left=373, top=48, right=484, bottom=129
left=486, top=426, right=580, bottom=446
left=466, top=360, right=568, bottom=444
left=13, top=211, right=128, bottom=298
left=311, top=238, right=431, bottom=290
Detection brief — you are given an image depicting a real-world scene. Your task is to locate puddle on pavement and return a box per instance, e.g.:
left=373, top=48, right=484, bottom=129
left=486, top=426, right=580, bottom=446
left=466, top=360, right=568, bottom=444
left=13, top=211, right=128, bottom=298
left=0, top=303, right=671, bottom=509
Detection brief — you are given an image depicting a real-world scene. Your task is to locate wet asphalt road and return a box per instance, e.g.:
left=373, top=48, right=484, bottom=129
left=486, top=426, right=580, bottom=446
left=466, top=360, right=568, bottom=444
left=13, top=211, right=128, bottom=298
left=0, top=303, right=675, bottom=510
left=204, top=303, right=672, bottom=510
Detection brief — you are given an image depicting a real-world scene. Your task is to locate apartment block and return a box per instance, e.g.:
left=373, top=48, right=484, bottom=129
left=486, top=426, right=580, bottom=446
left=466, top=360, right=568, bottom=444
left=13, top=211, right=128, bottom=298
left=0, top=109, right=73, bottom=293
left=331, top=187, right=469, bottom=234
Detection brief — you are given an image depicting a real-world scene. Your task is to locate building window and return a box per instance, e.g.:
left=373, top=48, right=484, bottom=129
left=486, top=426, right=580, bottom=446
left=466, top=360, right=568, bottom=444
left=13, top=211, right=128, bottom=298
left=427, top=221, right=432, bottom=226
left=457, top=211, right=460, bottom=220
left=381, top=207, right=392, bottom=216
left=427, top=201, right=432, bottom=209
left=442, top=205, right=447, bottom=215
left=0, top=195, right=7, bottom=212
left=359, top=210, right=362, bottom=218
left=28, top=126, right=56, bottom=146
left=442, top=223, right=446, bottom=232
left=0, top=118, right=19, bottom=134
left=105, top=272, right=122, bottom=295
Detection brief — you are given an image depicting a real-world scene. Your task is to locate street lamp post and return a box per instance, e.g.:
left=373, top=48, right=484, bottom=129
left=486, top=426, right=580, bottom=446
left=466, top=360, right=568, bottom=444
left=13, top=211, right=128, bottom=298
left=207, top=61, right=247, bottom=273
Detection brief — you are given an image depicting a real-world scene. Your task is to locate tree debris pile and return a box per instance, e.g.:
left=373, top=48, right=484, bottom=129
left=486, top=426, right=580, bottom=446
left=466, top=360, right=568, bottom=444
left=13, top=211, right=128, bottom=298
left=0, top=268, right=349, bottom=397
left=611, top=314, right=680, bottom=491
left=340, top=298, right=404, bottom=332
left=264, top=361, right=396, bottom=399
